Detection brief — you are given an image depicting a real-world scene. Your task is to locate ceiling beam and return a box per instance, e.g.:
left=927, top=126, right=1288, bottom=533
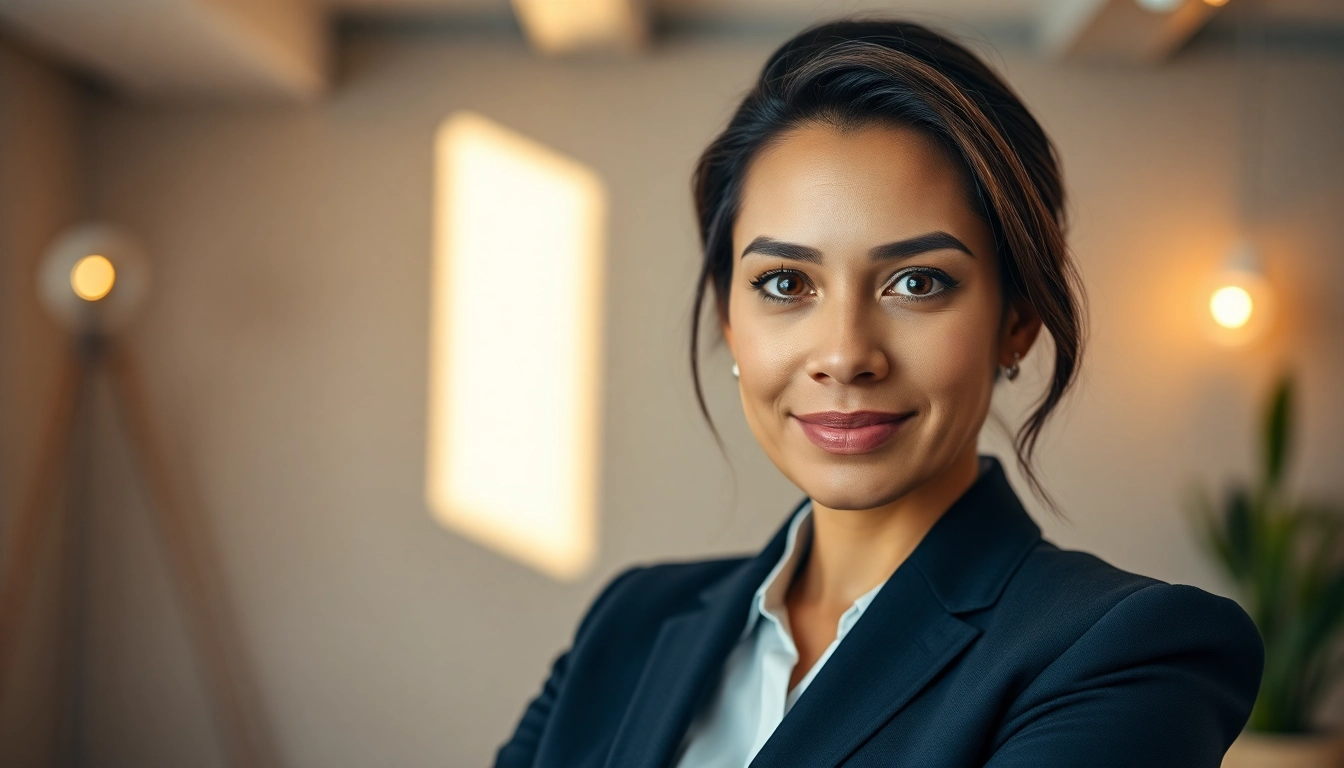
left=1039, top=0, right=1224, bottom=63
left=0, top=0, right=328, bottom=100
left=510, top=0, right=650, bottom=56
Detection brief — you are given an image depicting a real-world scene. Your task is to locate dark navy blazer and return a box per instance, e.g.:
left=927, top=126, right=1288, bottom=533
left=496, top=455, right=1264, bottom=767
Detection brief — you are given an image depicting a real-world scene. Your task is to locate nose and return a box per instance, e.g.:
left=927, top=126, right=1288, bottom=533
left=804, top=294, right=891, bottom=385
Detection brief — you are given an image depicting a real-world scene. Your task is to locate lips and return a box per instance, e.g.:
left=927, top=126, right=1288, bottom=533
left=793, top=410, right=914, bottom=455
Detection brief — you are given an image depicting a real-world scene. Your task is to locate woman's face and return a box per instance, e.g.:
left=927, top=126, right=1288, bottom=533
left=724, top=121, right=1038, bottom=510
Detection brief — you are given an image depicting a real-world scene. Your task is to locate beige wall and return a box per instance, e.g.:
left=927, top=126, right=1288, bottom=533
left=10, top=24, right=1338, bottom=767
left=0, top=33, right=85, bottom=766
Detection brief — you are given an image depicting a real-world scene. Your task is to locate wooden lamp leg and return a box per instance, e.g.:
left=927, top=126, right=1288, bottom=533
left=106, top=341, right=281, bottom=768
left=0, top=345, right=86, bottom=724
left=0, top=336, right=282, bottom=768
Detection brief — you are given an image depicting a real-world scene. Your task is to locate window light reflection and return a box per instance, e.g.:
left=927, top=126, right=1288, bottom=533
left=427, top=112, right=605, bottom=581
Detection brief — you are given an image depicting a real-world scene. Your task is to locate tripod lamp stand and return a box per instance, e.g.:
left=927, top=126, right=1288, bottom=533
left=0, top=223, right=280, bottom=767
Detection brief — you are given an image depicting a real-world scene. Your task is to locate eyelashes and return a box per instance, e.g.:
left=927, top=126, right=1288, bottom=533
left=887, top=269, right=960, bottom=300
left=748, top=267, right=960, bottom=305
left=748, top=268, right=810, bottom=302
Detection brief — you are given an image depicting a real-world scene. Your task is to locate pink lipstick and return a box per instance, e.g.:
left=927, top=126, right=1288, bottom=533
left=793, top=410, right=914, bottom=455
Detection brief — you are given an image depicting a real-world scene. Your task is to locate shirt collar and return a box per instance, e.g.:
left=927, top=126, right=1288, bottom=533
left=700, top=454, right=1042, bottom=617
left=740, top=500, right=890, bottom=642
left=740, top=457, right=1019, bottom=641
left=742, top=500, right=812, bottom=640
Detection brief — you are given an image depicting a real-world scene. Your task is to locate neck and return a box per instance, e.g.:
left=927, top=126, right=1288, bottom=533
left=790, top=445, right=980, bottom=610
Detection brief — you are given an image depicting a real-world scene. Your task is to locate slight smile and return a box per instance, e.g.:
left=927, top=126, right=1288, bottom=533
left=792, top=410, right=916, bottom=455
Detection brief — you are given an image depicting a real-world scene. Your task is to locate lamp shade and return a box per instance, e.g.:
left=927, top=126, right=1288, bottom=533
left=38, top=222, right=150, bottom=335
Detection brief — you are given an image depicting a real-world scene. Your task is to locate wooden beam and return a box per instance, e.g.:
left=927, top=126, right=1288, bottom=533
left=0, top=0, right=328, bottom=100
left=1039, top=0, right=1224, bottom=63
left=511, top=0, right=650, bottom=56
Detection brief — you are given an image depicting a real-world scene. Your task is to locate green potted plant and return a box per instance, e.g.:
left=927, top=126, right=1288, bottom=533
left=1186, top=372, right=1344, bottom=768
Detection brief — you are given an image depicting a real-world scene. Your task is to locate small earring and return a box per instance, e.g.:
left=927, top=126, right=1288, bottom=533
left=1003, top=351, right=1021, bottom=382
left=731, top=362, right=740, bottom=378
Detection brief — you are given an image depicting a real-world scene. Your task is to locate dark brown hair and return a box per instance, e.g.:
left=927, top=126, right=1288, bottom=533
left=689, top=18, right=1088, bottom=512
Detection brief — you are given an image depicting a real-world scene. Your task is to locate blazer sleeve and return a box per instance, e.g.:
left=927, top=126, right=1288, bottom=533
left=494, top=566, right=643, bottom=768
left=984, top=582, right=1264, bottom=768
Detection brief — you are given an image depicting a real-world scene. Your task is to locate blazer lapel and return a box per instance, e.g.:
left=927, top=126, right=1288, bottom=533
left=746, top=565, right=979, bottom=767
left=602, top=500, right=806, bottom=768
left=749, top=455, right=1042, bottom=768
left=604, top=455, right=1041, bottom=768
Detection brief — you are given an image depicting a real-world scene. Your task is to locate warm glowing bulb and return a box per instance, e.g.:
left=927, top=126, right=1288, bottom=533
left=1210, top=285, right=1253, bottom=328
left=1203, top=0, right=1229, bottom=6
left=1200, top=240, right=1273, bottom=346
left=70, top=254, right=116, bottom=301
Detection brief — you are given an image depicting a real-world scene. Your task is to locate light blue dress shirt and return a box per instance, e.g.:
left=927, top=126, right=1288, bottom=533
left=671, top=501, right=891, bottom=768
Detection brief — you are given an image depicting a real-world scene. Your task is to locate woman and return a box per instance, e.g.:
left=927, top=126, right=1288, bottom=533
left=496, top=18, right=1263, bottom=768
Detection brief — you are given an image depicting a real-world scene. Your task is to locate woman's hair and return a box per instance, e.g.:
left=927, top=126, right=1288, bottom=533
left=689, top=18, right=1087, bottom=511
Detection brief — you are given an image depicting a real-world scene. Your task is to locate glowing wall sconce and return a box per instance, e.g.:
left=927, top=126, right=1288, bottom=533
left=427, top=112, right=606, bottom=581
left=38, top=223, right=151, bottom=334
left=1202, top=239, right=1275, bottom=347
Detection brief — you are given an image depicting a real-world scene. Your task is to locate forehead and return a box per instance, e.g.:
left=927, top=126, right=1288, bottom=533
left=733, top=121, right=985, bottom=257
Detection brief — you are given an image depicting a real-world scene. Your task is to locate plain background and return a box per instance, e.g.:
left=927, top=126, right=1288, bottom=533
left=2, top=14, right=1342, bottom=767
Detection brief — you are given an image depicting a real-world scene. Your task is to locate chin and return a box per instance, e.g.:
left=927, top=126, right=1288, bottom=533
left=787, top=460, right=918, bottom=511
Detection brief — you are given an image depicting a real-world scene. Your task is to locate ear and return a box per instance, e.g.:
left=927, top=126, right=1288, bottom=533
left=999, top=295, right=1042, bottom=367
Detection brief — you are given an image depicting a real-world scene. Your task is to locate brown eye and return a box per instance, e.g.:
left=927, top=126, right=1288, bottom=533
left=754, top=271, right=812, bottom=300
left=903, top=274, right=933, bottom=295
left=886, top=269, right=952, bottom=300
left=776, top=275, right=803, bottom=295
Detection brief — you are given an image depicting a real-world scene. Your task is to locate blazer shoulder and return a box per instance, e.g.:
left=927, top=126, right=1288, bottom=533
left=623, top=554, right=750, bottom=595
left=999, top=541, right=1264, bottom=707
left=998, top=542, right=1261, bottom=667
left=1005, top=541, right=1163, bottom=616
left=986, top=558, right=1265, bottom=764
left=1092, top=580, right=1264, bottom=668
left=570, top=554, right=750, bottom=648
left=982, top=542, right=1264, bottom=749
left=1006, top=579, right=1264, bottom=738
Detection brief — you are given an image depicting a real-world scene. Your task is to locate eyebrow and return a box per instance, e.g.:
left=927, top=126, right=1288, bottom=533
left=740, top=231, right=975, bottom=263
left=870, top=231, right=975, bottom=261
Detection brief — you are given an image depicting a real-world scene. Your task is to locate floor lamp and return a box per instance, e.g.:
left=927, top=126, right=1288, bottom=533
left=0, top=223, right=280, bottom=767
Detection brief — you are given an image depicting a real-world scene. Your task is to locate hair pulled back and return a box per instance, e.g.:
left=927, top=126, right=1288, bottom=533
left=689, top=18, right=1088, bottom=510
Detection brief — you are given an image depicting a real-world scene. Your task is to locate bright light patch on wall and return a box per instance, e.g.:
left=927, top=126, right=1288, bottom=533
left=428, top=112, right=605, bottom=581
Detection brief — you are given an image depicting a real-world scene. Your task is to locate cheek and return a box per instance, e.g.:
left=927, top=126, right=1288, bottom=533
left=897, top=303, right=999, bottom=421
left=727, top=295, right=805, bottom=447
left=731, top=309, right=797, bottom=403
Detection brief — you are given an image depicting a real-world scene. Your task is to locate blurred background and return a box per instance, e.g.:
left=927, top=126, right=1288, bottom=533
left=0, top=0, right=1341, bottom=765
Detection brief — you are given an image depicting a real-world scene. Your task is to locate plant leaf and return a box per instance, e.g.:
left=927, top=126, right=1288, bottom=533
left=1263, top=373, right=1294, bottom=491
left=1186, top=482, right=1243, bottom=584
